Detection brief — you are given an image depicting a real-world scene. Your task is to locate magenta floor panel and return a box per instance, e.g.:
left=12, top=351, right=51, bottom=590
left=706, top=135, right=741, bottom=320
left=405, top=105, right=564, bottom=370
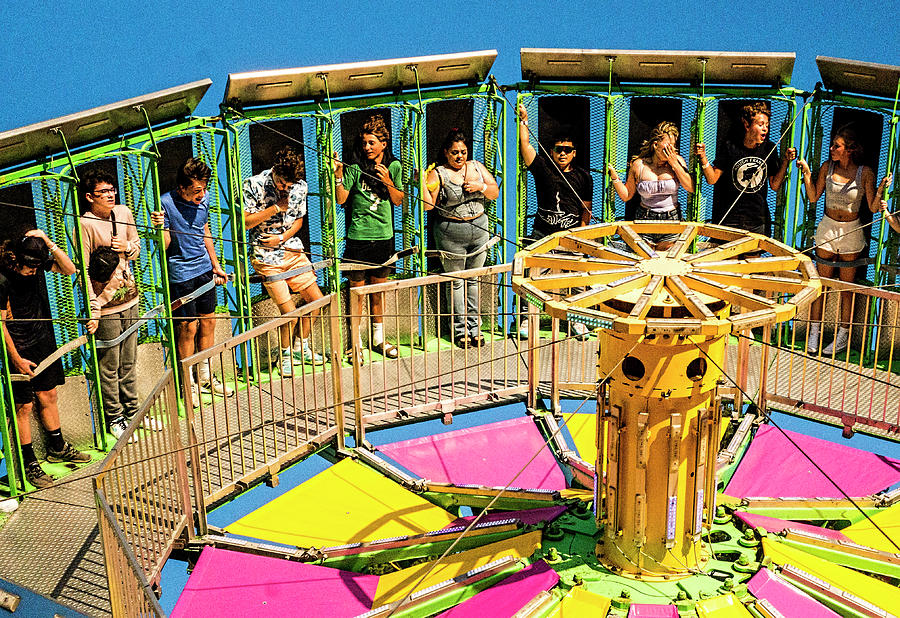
left=627, top=604, right=680, bottom=617
left=436, top=560, right=559, bottom=617
left=170, top=547, right=379, bottom=617
left=377, top=417, right=567, bottom=490
left=725, top=425, right=900, bottom=498
left=747, top=568, right=841, bottom=617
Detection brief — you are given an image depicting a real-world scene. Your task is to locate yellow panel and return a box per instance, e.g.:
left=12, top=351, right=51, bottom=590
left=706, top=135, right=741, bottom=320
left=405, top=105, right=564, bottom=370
left=559, top=489, right=593, bottom=501
left=227, top=458, right=456, bottom=547
left=372, top=531, right=542, bottom=607
left=562, top=413, right=598, bottom=463
left=548, top=587, right=612, bottom=617
left=696, top=594, right=753, bottom=617
left=843, top=502, right=900, bottom=553
left=762, top=538, right=900, bottom=614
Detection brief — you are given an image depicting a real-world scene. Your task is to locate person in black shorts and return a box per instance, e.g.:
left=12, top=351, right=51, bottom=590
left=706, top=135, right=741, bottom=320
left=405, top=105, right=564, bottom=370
left=0, top=230, right=91, bottom=489
left=150, top=159, right=232, bottom=398
left=332, top=115, right=405, bottom=359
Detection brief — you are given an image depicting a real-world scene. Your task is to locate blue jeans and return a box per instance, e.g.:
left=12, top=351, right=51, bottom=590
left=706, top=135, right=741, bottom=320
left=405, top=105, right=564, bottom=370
left=435, top=214, right=491, bottom=339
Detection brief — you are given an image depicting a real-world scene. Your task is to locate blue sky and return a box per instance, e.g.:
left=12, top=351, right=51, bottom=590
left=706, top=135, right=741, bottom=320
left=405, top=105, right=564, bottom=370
left=1, top=0, right=898, bottom=133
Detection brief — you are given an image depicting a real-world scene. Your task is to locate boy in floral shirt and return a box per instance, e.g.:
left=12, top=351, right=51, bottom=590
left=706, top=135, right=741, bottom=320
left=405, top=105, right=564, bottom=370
left=243, top=147, right=326, bottom=375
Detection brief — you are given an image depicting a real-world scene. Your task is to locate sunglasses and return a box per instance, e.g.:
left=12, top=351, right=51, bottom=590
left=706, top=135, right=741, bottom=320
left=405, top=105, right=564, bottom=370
left=553, top=145, right=575, bottom=154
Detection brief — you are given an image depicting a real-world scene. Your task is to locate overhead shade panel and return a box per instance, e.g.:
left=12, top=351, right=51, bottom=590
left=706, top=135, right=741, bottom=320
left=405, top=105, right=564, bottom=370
left=521, top=49, right=793, bottom=86
left=223, top=50, right=497, bottom=107
left=817, top=56, right=900, bottom=99
left=0, top=80, right=211, bottom=169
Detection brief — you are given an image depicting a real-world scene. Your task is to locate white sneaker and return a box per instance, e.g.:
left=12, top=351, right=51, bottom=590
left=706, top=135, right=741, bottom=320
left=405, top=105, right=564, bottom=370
left=109, top=419, right=128, bottom=440
left=140, top=416, right=163, bottom=431
left=296, top=346, right=325, bottom=366
left=0, top=498, right=18, bottom=513
left=280, top=354, right=294, bottom=377
left=571, top=322, right=590, bottom=339
left=806, top=323, right=821, bottom=354
left=823, top=326, right=850, bottom=355
left=200, top=375, right=234, bottom=397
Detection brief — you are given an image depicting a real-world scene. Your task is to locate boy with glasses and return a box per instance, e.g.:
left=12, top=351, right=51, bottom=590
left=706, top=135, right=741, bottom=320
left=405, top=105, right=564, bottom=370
left=242, top=147, right=326, bottom=376
left=150, top=158, right=232, bottom=399
left=516, top=104, right=593, bottom=338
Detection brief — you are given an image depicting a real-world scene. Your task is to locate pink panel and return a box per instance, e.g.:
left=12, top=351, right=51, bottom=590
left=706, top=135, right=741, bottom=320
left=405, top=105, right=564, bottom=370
left=627, top=604, right=680, bottom=617
left=437, top=560, right=559, bottom=617
left=171, top=547, right=379, bottom=617
left=726, top=425, right=900, bottom=499
left=747, top=568, right=840, bottom=617
left=734, top=512, right=852, bottom=542
left=378, top=417, right=567, bottom=490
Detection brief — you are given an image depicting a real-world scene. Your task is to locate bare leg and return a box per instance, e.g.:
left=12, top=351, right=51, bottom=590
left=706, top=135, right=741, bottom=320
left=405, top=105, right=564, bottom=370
left=297, top=284, right=324, bottom=340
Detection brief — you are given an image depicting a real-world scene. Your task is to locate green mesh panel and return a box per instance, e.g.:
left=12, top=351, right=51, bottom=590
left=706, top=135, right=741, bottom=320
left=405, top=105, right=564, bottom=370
left=118, top=152, right=166, bottom=342
left=809, top=102, right=895, bottom=284
left=33, top=179, right=81, bottom=374
left=421, top=93, right=505, bottom=267
left=697, top=96, right=793, bottom=237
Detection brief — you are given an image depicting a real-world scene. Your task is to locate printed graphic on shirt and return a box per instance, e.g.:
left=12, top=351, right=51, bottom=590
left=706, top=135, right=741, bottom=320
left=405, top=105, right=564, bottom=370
left=731, top=156, right=767, bottom=194
left=537, top=192, right=579, bottom=230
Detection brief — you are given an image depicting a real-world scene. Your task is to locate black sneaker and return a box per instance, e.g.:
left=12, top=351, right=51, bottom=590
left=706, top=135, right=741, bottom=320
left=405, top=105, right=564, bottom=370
left=46, top=442, right=91, bottom=464
left=24, top=461, right=53, bottom=489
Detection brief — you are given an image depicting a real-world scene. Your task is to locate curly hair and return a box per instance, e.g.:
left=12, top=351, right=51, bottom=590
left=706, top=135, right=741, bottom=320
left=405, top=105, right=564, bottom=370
left=741, top=101, right=771, bottom=126
left=176, top=157, right=212, bottom=189
left=271, top=147, right=305, bottom=182
left=355, top=114, right=396, bottom=200
left=631, top=121, right=680, bottom=164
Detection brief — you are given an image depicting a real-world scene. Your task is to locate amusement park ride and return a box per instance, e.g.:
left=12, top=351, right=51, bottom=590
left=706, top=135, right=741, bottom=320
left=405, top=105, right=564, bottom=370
left=0, top=49, right=899, bottom=617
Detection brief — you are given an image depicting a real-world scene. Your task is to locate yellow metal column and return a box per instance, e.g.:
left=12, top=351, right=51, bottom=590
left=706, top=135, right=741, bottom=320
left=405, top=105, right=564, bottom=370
left=596, top=330, right=724, bottom=576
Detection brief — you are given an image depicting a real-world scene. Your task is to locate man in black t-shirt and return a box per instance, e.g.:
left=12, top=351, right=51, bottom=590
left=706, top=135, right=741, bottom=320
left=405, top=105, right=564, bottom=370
left=516, top=104, right=594, bottom=339
left=518, top=104, right=593, bottom=240
left=0, top=230, right=91, bottom=489
left=695, top=101, right=795, bottom=236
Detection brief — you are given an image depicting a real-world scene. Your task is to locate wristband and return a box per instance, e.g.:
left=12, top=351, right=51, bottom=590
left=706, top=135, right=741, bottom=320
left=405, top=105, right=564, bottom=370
left=521, top=119, right=528, bottom=126
left=481, top=183, right=488, bottom=193
left=335, top=178, right=343, bottom=185
left=48, top=244, right=59, bottom=253
left=701, top=162, right=711, bottom=169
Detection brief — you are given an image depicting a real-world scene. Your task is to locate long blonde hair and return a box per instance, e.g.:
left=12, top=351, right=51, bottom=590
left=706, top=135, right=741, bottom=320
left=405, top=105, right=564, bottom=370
left=630, top=121, right=680, bottom=164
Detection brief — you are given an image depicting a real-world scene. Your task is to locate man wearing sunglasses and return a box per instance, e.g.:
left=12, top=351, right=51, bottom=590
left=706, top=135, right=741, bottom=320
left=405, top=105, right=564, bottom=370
left=516, top=104, right=593, bottom=339
left=518, top=104, right=593, bottom=239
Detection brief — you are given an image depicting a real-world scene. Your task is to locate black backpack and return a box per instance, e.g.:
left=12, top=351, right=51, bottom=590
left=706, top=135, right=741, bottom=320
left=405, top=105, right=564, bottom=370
left=88, top=212, right=120, bottom=283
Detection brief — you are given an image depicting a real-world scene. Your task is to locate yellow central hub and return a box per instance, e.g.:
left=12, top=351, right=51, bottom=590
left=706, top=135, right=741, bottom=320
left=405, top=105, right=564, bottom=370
left=637, top=256, right=691, bottom=276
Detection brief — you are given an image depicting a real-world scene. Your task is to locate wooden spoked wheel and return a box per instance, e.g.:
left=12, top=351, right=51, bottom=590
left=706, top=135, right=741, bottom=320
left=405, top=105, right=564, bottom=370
left=511, top=221, right=821, bottom=336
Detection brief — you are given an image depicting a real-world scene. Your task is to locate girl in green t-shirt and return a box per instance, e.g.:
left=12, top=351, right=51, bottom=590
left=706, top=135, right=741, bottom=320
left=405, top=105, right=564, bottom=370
left=333, top=114, right=404, bottom=359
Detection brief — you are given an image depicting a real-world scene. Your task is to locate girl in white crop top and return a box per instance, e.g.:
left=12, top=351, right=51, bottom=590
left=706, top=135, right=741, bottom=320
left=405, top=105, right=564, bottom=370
left=797, top=126, right=892, bottom=354
left=607, top=121, right=694, bottom=250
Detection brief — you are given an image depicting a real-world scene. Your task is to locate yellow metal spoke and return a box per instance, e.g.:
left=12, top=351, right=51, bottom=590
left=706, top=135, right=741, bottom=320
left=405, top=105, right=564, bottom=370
left=617, top=224, right=656, bottom=259
left=567, top=273, right=652, bottom=309
left=629, top=275, right=665, bottom=319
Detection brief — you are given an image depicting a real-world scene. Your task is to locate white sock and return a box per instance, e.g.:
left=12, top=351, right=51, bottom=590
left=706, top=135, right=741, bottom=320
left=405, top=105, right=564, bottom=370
left=197, top=361, right=211, bottom=383
left=372, top=323, right=384, bottom=346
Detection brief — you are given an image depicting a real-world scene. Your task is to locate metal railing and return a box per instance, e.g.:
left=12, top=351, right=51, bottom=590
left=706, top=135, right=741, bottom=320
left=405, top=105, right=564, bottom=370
left=741, top=277, right=900, bottom=435
left=93, top=370, right=185, bottom=616
left=346, top=264, right=531, bottom=444
left=178, top=294, right=346, bottom=529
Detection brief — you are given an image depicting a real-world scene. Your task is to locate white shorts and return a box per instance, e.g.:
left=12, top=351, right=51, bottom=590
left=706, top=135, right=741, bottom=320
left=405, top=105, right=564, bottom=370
left=813, top=215, right=866, bottom=255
